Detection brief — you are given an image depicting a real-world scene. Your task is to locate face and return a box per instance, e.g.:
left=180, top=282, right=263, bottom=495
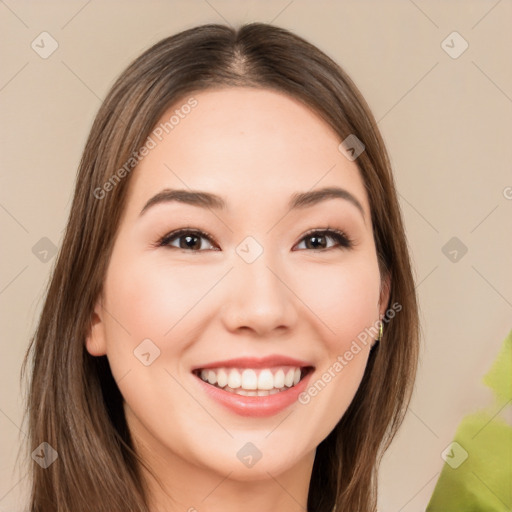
left=87, top=87, right=389, bottom=484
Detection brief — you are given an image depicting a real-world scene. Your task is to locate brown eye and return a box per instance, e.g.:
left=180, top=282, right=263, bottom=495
left=295, top=229, right=353, bottom=251
left=158, top=229, right=217, bottom=251
left=156, top=227, right=353, bottom=252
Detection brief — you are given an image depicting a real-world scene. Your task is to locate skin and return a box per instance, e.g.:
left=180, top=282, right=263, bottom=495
left=86, top=87, right=390, bottom=512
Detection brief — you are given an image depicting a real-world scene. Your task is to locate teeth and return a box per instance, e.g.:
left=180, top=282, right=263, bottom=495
left=284, top=369, right=295, bottom=387
left=241, top=369, right=258, bottom=390
left=274, top=369, right=285, bottom=388
left=196, top=366, right=306, bottom=393
left=257, top=369, right=274, bottom=390
left=217, top=369, right=228, bottom=388
left=228, top=368, right=241, bottom=389
left=208, top=370, right=217, bottom=385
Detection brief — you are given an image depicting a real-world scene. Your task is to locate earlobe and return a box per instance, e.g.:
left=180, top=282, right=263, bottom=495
left=85, top=301, right=107, bottom=357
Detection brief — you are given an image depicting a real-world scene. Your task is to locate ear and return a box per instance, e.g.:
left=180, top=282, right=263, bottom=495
left=85, top=297, right=107, bottom=357
left=378, top=271, right=391, bottom=320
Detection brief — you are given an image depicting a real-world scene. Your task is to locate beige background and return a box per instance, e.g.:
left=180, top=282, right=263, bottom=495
left=1, top=1, right=511, bottom=510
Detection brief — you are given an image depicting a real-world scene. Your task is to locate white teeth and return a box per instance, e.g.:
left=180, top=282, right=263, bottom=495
left=274, top=369, right=285, bottom=388
left=207, top=370, right=217, bottom=385
left=196, top=366, right=307, bottom=394
left=227, top=368, right=241, bottom=389
left=216, top=369, right=228, bottom=388
left=257, top=369, right=274, bottom=390
left=284, top=369, right=295, bottom=387
left=241, top=369, right=258, bottom=390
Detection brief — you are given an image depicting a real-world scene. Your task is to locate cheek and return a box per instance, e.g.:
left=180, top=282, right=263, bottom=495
left=295, top=256, right=381, bottom=349
left=103, top=251, right=215, bottom=345
left=294, top=258, right=379, bottom=431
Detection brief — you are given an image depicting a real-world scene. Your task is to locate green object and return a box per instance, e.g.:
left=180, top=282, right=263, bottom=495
left=426, top=329, right=512, bottom=511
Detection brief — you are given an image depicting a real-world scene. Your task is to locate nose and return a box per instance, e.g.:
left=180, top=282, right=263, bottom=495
left=220, top=253, right=298, bottom=337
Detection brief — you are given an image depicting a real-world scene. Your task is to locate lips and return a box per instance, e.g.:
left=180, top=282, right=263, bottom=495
left=191, top=355, right=314, bottom=371
left=191, top=355, right=315, bottom=401
left=192, top=361, right=315, bottom=417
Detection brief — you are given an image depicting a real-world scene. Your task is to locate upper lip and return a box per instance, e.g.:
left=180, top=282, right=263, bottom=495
left=192, top=355, right=314, bottom=371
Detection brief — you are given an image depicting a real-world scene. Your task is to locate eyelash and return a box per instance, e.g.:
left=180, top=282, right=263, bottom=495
left=154, top=226, right=354, bottom=252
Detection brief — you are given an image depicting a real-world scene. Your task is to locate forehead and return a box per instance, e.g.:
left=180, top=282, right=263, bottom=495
left=126, top=87, right=369, bottom=216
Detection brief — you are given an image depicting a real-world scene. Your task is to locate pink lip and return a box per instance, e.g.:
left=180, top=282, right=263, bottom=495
left=192, top=368, right=314, bottom=418
left=191, top=355, right=314, bottom=371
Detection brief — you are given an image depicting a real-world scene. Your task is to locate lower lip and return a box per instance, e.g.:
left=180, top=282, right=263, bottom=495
left=192, top=370, right=313, bottom=417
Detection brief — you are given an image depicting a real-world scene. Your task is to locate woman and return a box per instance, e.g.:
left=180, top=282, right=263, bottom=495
left=22, top=22, right=419, bottom=512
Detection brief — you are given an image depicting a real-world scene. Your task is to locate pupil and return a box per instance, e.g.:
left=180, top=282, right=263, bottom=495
left=308, top=234, right=325, bottom=249
left=181, top=235, right=200, bottom=250
left=177, top=233, right=329, bottom=250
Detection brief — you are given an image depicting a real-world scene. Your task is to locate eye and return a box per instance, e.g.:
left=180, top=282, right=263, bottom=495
left=156, top=228, right=218, bottom=251
left=155, top=227, right=353, bottom=252
left=294, top=228, right=353, bottom=251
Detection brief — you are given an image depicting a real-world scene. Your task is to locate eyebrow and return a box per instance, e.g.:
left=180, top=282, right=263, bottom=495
left=139, top=186, right=365, bottom=220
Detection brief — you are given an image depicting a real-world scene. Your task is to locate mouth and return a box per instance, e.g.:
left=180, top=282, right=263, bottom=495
left=192, top=365, right=315, bottom=397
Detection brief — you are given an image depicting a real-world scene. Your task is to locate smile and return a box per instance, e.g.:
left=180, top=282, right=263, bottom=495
left=192, top=366, right=313, bottom=396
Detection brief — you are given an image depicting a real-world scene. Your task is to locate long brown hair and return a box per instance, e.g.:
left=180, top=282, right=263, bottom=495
left=21, top=22, right=419, bottom=512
